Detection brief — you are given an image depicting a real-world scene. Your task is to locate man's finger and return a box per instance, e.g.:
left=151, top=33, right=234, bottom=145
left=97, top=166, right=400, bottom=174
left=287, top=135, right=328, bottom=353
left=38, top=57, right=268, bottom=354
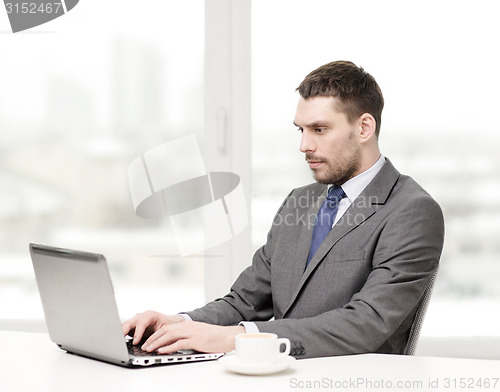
left=132, top=321, right=148, bottom=345
left=141, top=328, right=174, bottom=351
left=126, top=315, right=153, bottom=345
left=142, top=324, right=187, bottom=352
left=157, top=339, right=189, bottom=354
left=122, top=320, right=133, bottom=336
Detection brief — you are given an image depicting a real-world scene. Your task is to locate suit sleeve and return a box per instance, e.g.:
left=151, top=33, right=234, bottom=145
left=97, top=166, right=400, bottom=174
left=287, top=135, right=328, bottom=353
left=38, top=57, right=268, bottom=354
left=184, top=190, right=294, bottom=325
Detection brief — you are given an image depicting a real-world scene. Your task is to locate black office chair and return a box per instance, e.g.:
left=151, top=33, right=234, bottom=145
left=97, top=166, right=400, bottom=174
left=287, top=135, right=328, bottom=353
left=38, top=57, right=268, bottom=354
left=403, top=270, right=438, bottom=355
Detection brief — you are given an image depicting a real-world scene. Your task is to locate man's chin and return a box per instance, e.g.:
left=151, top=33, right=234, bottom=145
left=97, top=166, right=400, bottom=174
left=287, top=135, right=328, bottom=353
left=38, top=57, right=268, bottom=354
left=315, top=178, right=330, bottom=185
left=312, top=170, right=346, bottom=186
left=312, top=171, right=331, bottom=185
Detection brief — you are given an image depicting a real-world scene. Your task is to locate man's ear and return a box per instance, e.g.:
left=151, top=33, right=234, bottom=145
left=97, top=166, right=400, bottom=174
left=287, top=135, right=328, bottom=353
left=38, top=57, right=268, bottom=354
left=358, top=113, right=376, bottom=143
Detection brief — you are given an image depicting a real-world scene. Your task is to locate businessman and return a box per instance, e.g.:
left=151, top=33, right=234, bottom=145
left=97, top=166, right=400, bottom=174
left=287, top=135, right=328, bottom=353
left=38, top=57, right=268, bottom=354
left=122, top=60, right=445, bottom=359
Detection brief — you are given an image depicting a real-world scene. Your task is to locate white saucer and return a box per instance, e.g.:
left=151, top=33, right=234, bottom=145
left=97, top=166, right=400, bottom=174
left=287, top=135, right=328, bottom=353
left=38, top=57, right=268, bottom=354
left=219, top=354, right=295, bottom=375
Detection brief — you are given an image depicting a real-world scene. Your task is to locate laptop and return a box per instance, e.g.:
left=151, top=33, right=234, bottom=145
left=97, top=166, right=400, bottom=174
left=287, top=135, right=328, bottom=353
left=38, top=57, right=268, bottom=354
left=29, top=243, right=224, bottom=367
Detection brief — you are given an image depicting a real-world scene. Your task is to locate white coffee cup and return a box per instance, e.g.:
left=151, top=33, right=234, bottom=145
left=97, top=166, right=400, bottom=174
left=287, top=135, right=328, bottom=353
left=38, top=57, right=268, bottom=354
left=235, top=333, right=290, bottom=364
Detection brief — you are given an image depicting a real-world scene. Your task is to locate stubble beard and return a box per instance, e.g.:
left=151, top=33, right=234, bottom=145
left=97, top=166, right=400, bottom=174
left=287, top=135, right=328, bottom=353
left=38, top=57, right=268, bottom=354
left=309, top=139, right=362, bottom=186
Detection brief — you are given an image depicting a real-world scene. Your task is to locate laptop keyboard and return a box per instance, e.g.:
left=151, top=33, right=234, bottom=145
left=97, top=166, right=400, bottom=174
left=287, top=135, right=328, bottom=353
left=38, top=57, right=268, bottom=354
left=126, top=339, right=196, bottom=357
left=127, top=340, right=162, bottom=357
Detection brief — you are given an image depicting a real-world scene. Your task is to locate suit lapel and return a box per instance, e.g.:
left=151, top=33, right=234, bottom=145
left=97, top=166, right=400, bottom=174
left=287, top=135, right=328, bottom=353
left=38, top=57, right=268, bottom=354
left=282, top=159, right=401, bottom=317
left=287, top=184, right=326, bottom=293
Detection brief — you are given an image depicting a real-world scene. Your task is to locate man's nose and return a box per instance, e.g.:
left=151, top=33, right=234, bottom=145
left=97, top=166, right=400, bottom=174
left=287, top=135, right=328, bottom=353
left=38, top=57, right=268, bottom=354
left=299, top=130, right=315, bottom=153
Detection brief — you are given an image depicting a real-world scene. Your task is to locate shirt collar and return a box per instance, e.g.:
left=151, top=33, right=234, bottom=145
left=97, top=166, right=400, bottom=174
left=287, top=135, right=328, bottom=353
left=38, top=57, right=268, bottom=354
left=329, top=155, right=386, bottom=202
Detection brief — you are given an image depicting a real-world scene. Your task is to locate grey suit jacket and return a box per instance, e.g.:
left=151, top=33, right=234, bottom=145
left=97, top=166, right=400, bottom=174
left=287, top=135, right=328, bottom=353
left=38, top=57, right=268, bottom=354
left=186, top=159, right=445, bottom=358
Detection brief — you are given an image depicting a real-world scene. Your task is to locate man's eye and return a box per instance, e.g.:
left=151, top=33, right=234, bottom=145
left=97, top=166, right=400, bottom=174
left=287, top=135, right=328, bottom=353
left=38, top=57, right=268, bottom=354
left=297, top=128, right=303, bottom=133
left=315, top=128, right=326, bottom=133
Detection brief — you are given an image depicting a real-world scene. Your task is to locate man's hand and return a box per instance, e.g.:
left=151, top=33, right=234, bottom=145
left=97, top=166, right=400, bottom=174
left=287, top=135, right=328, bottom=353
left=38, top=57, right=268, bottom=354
left=122, top=310, right=185, bottom=345
left=141, top=320, right=245, bottom=354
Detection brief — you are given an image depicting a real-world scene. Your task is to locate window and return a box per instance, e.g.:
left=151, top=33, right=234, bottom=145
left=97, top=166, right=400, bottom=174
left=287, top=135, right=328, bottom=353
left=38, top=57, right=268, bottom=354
left=0, top=0, right=206, bottom=325
left=4, top=0, right=499, bottom=339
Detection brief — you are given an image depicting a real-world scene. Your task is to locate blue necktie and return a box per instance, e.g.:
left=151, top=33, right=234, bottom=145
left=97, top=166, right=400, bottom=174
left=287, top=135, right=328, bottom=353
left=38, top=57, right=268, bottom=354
left=307, top=186, right=346, bottom=266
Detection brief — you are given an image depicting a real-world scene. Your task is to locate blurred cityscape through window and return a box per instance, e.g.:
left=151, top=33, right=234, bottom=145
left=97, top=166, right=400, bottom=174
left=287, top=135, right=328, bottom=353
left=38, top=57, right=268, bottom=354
left=0, top=1, right=206, bottom=322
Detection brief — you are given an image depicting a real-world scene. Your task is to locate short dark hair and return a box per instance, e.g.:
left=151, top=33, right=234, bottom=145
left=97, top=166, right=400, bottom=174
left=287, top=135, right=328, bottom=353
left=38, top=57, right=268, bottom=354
left=297, top=61, right=384, bottom=137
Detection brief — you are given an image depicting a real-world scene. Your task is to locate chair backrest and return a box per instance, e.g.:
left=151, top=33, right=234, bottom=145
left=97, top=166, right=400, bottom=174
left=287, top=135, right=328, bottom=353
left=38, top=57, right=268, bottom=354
left=403, top=269, right=438, bottom=355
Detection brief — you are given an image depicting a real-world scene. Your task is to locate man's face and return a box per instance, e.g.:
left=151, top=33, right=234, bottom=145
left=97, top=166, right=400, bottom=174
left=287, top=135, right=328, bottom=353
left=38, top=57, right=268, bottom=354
left=294, top=96, right=362, bottom=186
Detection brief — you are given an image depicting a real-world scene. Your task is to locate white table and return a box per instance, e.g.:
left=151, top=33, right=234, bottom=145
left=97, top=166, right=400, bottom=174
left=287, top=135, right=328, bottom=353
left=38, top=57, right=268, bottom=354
left=1, top=330, right=499, bottom=392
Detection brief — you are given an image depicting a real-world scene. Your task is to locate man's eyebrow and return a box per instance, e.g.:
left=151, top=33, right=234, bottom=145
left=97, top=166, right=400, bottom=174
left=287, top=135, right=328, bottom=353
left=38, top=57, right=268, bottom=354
left=293, top=121, right=329, bottom=128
